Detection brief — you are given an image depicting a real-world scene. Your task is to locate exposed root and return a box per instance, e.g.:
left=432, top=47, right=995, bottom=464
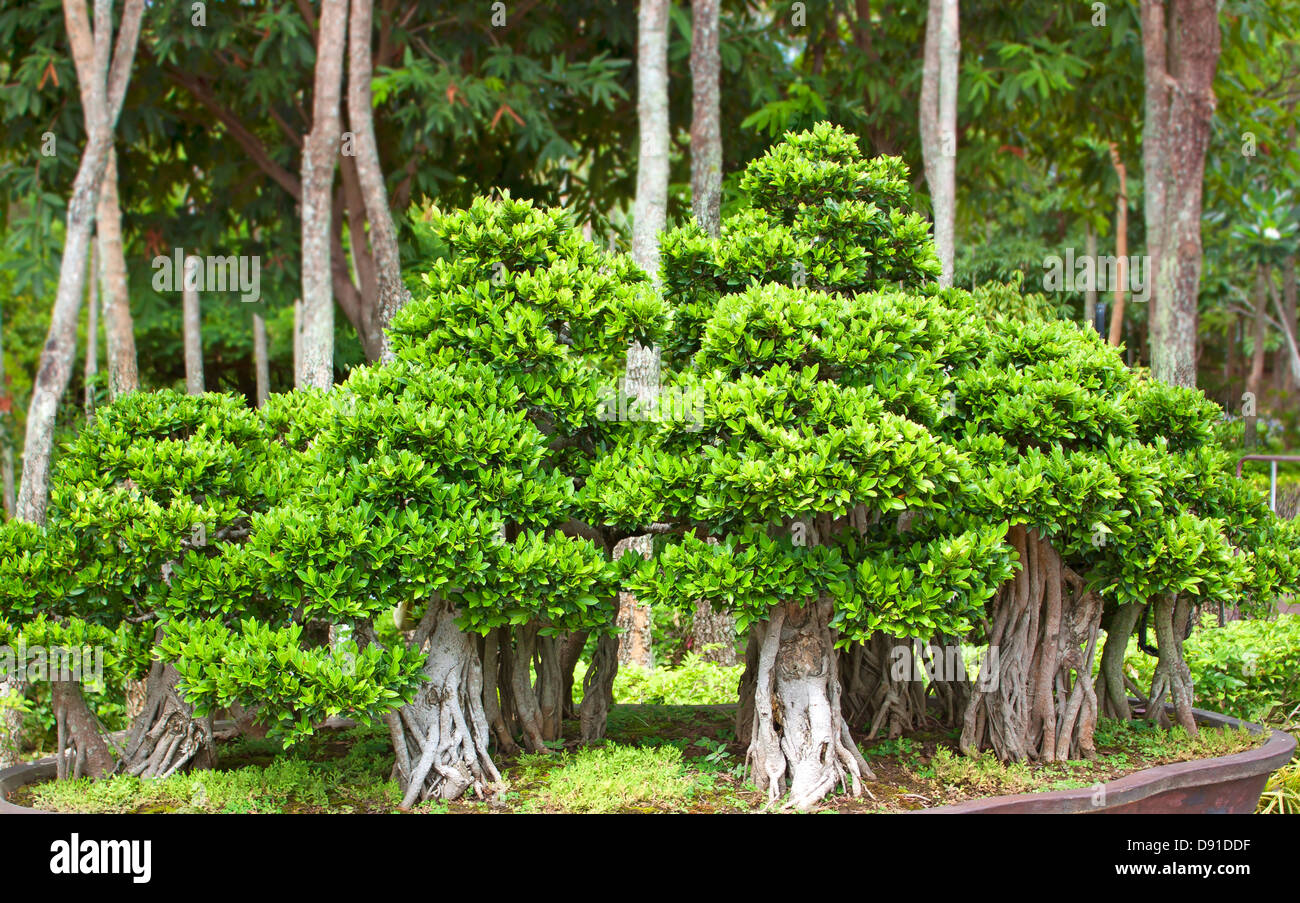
left=579, top=632, right=619, bottom=743
left=960, top=527, right=1103, bottom=762
left=119, top=660, right=215, bottom=779
left=746, top=598, right=875, bottom=811
left=393, top=600, right=502, bottom=806
left=1147, top=594, right=1197, bottom=736
left=52, top=680, right=114, bottom=780
left=1098, top=603, right=1142, bottom=720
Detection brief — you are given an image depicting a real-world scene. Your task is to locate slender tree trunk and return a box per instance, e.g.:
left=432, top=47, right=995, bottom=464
left=347, top=0, right=410, bottom=362
left=689, top=0, right=722, bottom=238
left=1144, top=0, right=1220, bottom=388
left=920, top=0, right=959, bottom=286
left=182, top=256, right=204, bottom=394
left=1274, top=257, right=1300, bottom=389
left=253, top=310, right=270, bottom=407
left=298, top=0, right=348, bottom=390
left=83, top=241, right=98, bottom=419
left=1084, top=223, right=1098, bottom=332
left=16, top=0, right=145, bottom=525
left=628, top=0, right=668, bottom=676
left=0, top=302, right=13, bottom=518
left=96, top=147, right=138, bottom=399
left=1141, top=0, right=1169, bottom=363
left=1247, top=265, right=1268, bottom=405
left=1107, top=144, right=1129, bottom=347
left=632, top=0, right=670, bottom=281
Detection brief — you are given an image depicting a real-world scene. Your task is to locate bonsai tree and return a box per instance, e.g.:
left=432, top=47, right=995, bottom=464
left=0, top=390, right=280, bottom=777
left=586, top=277, right=1013, bottom=810
left=385, top=194, right=667, bottom=745
left=161, top=358, right=620, bottom=803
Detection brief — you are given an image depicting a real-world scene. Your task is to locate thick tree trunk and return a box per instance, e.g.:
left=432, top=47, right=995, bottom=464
left=347, top=0, right=411, bottom=362
left=96, top=147, right=139, bottom=399
left=960, top=527, right=1104, bottom=762
left=1145, top=0, right=1220, bottom=388
left=182, top=256, right=204, bottom=394
left=1272, top=258, right=1300, bottom=390
left=745, top=598, right=875, bottom=810
left=298, top=0, right=348, bottom=390
left=0, top=675, right=23, bottom=767
left=389, top=600, right=501, bottom=805
left=120, top=658, right=217, bottom=779
left=632, top=0, right=670, bottom=281
left=689, top=0, right=722, bottom=238
left=691, top=603, right=737, bottom=665
left=919, top=0, right=959, bottom=286
left=1141, top=0, right=1169, bottom=358
left=53, top=680, right=114, bottom=779
left=17, top=0, right=144, bottom=525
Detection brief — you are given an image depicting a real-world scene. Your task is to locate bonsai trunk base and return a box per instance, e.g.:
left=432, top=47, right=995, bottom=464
left=119, top=661, right=216, bottom=779
left=52, top=680, right=114, bottom=780
left=746, top=599, right=874, bottom=811
left=392, top=602, right=502, bottom=806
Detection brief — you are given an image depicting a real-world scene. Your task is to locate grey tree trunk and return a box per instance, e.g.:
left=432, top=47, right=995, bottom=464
left=1144, top=0, right=1220, bottom=388
left=347, top=0, right=410, bottom=362
left=920, top=0, right=959, bottom=286
left=96, top=147, right=139, bottom=399
left=0, top=302, right=13, bottom=518
left=182, top=256, right=204, bottom=394
left=16, top=0, right=145, bottom=525
left=1140, top=0, right=1169, bottom=362
left=298, top=0, right=348, bottom=390
left=689, top=0, right=722, bottom=238
left=1247, top=265, right=1268, bottom=404
left=1083, top=223, right=1098, bottom=332
left=632, top=0, right=670, bottom=281
left=83, top=241, right=98, bottom=419
left=253, top=311, right=270, bottom=407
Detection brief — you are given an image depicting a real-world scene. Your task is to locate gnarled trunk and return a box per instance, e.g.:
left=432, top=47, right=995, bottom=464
left=960, top=526, right=1103, bottom=762
left=1098, top=602, right=1143, bottom=720
left=120, top=660, right=216, bottom=779
left=1147, top=594, right=1197, bottom=735
left=52, top=680, right=114, bottom=780
left=389, top=600, right=501, bottom=806
left=745, top=598, right=874, bottom=811
left=579, top=631, right=619, bottom=743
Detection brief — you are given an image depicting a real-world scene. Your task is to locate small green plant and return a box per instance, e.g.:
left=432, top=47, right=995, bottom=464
left=531, top=743, right=699, bottom=813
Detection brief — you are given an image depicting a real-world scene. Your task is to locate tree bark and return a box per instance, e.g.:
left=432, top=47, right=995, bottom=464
left=16, top=0, right=145, bottom=525
left=83, top=241, right=98, bottom=419
left=120, top=657, right=217, bottom=779
left=746, top=597, right=875, bottom=810
left=1144, top=0, right=1220, bottom=388
left=53, top=680, right=114, bottom=779
left=347, top=0, right=410, bottom=362
left=0, top=301, right=13, bottom=518
left=96, top=147, right=138, bottom=399
left=253, top=310, right=270, bottom=407
left=298, top=0, right=348, bottom=390
left=920, top=0, right=959, bottom=286
left=389, top=600, right=502, bottom=805
left=960, top=527, right=1104, bottom=762
left=1247, top=265, right=1268, bottom=406
left=689, top=0, right=722, bottom=238
left=1084, top=223, right=1098, bottom=332
left=1098, top=602, right=1143, bottom=721
left=182, top=256, right=204, bottom=394
left=1107, top=143, right=1129, bottom=347
left=632, top=0, right=670, bottom=282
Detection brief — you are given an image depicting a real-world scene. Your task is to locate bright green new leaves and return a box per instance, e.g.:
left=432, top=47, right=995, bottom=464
left=158, top=619, right=426, bottom=746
